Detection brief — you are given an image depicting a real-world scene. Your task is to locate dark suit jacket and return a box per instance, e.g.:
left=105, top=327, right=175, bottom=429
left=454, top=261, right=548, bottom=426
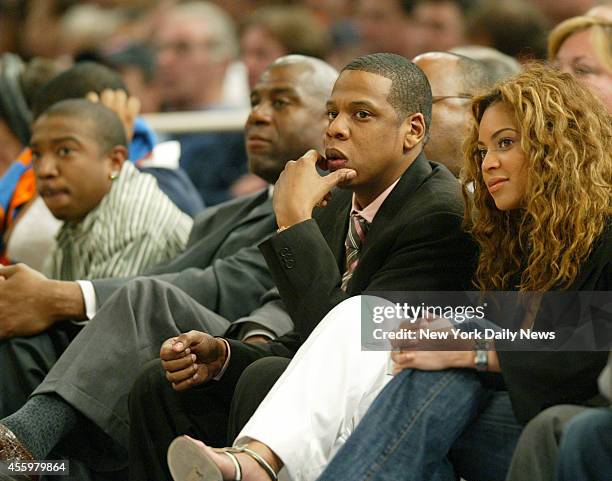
left=223, top=153, right=479, bottom=379
left=91, top=189, right=279, bottom=323
left=498, top=218, right=612, bottom=423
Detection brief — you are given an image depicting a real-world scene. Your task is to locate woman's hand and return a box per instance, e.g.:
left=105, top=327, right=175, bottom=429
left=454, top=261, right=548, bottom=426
left=391, top=350, right=473, bottom=374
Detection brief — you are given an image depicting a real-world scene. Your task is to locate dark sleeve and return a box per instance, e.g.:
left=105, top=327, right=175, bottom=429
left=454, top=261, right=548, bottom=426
left=498, top=258, right=611, bottom=424
left=259, top=220, right=348, bottom=341
left=212, top=338, right=294, bottom=393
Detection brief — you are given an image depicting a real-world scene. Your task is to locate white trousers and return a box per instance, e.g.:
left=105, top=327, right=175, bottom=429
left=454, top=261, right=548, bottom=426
left=235, top=296, right=393, bottom=481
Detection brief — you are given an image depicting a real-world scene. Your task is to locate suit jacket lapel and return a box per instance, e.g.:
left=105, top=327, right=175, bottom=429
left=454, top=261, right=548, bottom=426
left=234, top=191, right=273, bottom=228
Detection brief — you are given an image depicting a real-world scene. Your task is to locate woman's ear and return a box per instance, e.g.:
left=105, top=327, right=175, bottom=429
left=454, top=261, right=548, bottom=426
left=403, top=113, right=426, bottom=151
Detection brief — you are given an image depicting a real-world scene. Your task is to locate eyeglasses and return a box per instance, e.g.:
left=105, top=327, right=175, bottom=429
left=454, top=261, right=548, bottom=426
left=432, top=94, right=473, bottom=103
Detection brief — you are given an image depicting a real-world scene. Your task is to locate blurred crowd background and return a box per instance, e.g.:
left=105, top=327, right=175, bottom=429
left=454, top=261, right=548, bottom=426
left=0, top=0, right=609, bottom=206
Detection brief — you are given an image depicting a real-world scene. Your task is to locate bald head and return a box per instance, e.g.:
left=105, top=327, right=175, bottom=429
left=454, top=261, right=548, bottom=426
left=265, top=54, right=338, bottom=102
left=413, top=51, right=493, bottom=176
left=246, top=55, right=338, bottom=183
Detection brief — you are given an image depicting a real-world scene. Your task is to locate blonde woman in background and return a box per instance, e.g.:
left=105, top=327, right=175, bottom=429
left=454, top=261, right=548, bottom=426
left=548, top=14, right=612, bottom=111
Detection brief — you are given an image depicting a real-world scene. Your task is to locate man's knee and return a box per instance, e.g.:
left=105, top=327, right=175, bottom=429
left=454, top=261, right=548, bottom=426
left=129, top=359, right=167, bottom=413
left=235, top=357, right=291, bottom=401
left=228, top=357, right=291, bottom=440
left=562, top=408, right=612, bottom=452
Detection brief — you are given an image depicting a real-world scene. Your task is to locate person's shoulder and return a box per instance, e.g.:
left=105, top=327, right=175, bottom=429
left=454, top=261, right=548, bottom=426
left=403, top=160, right=464, bottom=218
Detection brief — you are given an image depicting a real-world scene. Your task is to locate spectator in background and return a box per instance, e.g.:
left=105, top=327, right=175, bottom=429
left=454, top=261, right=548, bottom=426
left=413, top=0, right=474, bottom=53
left=465, top=0, right=550, bottom=60
left=240, top=5, right=331, bottom=90
left=0, top=54, right=60, bottom=176
left=107, top=42, right=162, bottom=114
left=232, top=5, right=332, bottom=198
left=451, top=45, right=522, bottom=82
left=548, top=15, right=612, bottom=111
left=0, top=54, right=63, bottom=270
left=32, top=99, right=192, bottom=281
left=532, top=0, right=596, bottom=25
left=154, top=1, right=249, bottom=206
left=413, top=51, right=493, bottom=176
left=356, top=0, right=423, bottom=59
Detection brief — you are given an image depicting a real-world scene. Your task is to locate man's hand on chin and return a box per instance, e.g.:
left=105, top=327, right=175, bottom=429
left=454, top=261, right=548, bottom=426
left=0, top=263, right=85, bottom=339
left=273, top=149, right=356, bottom=229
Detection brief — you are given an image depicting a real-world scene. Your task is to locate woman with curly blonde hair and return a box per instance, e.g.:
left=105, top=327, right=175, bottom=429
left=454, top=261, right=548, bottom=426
left=462, top=63, right=612, bottom=294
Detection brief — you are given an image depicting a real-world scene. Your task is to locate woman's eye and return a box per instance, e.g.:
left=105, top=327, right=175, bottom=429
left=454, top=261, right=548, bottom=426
left=58, top=147, right=71, bottom=156
left=573, top=65, right=594, bottom=76
left=499, top=138, right=514, bottom=149
left=477, top=148, right=487, bottom=160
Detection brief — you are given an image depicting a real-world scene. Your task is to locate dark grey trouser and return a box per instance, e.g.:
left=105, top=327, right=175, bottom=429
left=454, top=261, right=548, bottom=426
left=32, top=278, right=231, bottom=473
left=505, top=404, right=586, bottom=481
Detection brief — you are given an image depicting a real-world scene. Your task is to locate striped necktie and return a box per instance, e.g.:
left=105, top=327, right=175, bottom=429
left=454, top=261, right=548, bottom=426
left=341, top=213, right=369, bottom=291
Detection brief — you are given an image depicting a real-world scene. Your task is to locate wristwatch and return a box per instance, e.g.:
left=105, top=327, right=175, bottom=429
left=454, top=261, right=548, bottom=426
left=474, top=339, right=489, bottom=372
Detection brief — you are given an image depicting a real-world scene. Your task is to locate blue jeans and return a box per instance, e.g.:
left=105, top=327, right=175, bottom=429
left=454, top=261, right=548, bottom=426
left=316, top=368, right=486, bottom=481
left=450, top=391, right=522, bottom=481
left=557, top=407, right=612, bottom=481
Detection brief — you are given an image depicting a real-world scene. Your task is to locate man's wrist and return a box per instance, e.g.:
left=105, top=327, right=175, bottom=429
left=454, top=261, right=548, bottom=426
left=276, top=212, right=312, bottom=231
left=211, top=338, right=230, bottom=381
left=49, top=280, right=87, bottom=323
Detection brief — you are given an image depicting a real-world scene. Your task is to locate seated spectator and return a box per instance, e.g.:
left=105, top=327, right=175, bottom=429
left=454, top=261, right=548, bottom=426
left=106, top=42, right=162, bottom=114
left=506, top=353, right=612, bottom=481
left=413, top=51, right=494, bottom=176
left=548, top=14, right=612, bottom=111
left=450, top=45, right=522, bottom=81
left=154, top=2, right=249, bottom=206
left=31, top=98, right=192, bottom=282
left=412, top=0, right=474, bottom=53
left=465, top=0, right=549, bottom=60
left=240, top=6, right=331, bottom=90
left=32, top=62, right=205, bottom=217
left=0, top=61, right=203, bottom=271
left=232, top=5, right=332, bottom=198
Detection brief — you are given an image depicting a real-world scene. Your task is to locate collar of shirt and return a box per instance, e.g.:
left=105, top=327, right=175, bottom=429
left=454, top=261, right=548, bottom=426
left=350, top=178, right=400, bottom=224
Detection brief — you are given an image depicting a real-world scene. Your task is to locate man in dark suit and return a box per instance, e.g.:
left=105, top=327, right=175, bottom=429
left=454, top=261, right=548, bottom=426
left=0, top=55, right=338, bottom=474
left=133, top=53, right=478, bottom=481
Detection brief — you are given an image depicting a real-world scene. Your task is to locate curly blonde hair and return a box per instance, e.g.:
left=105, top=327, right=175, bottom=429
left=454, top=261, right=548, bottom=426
left=461, top=64, right=612, bottom=291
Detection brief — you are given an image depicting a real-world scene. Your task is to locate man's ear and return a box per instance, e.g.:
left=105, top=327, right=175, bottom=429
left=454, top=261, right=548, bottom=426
left=402, top=113, right=426, bottom=151
left=107, top=145, right=128, bottom=173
